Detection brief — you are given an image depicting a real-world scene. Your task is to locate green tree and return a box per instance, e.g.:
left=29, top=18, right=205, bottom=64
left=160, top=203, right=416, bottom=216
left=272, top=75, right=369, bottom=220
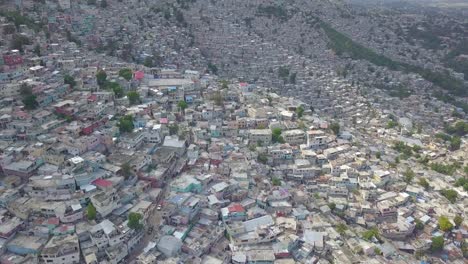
left=64, top=75, right=76, bottom=88
left=272, top=177, right=281, bottom=186
left=87, top=203, right=97, bottom=220
left=272, top=128, right=285, bottom=143
left=403, top=168, right=415, bottom=184
left=440, top=189, right=458, bottom=203
left=127, top=212, right=143, bottom=229
left=96, top=70, right=107, bottom=87
left=207, top=62, right=218, bottom=74
left=143, top=57, right=153, bottom=67
left=450, top=136, right=461, bottom=150
left=127, top=91, right=140, bottom=105
left=87, top=0, right=96, bottom=5
left=121, top=162, right=133, bottom=179
left=328, top=202, right=336, bottom=211
left=212, top=91, right=223, bottom=106
left=376, top=152, right=381, bottom=159
left=418, top=178, right=430, bottom=190
left=438, top=215, right=454, bottom=232
left=257, top=153, right=268, bottom=164
left=330, top=122, right=340, bottom=135
left=336, top=223, right=348, bottom=235
left=296, top=106, right=304, bottom=118
left=431, top=236, right=444, bottom=252
left=362, top=227, right=379, bottom=241
left=454, top=215, right=463, bottom=228
left=177, top=100, right=188, bottom=113
left=415, top=219, right=424, bottom=230
left=119, top=68, right=133, bottom=81
left=220, top=80, right=229, bottom=89
left=112, top=84, right=124, bottom=98
left=22, top=95, right=38, bottom=110
left=100, top=0, right=107, bottom=8
left=118, top=115, right=134, bottom=133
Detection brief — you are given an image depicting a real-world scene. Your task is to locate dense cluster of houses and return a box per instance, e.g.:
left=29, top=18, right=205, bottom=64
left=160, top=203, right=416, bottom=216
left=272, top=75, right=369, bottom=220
left=0, top=0, right=467, bottom=264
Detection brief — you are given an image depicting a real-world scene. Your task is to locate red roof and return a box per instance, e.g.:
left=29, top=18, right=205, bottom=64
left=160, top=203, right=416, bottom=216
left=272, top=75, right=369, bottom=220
left=92, top=178, right=113, bottom=188
left=228, top=204, right=245, bottom=213
left=88, top=94, right=97, bottom=101
left=239, top=82, right=248, bottom=87
left=134, top=71, right=144, bottom=80
left=47, top=217, right=60, bottom=225
left=160, top=118, right=168, bottom=124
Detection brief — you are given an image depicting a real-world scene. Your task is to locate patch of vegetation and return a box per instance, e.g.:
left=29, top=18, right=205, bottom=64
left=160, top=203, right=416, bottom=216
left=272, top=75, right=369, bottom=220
left=454, top=178, right=468, bottom=192
left=440, top=189, right=458, bottom=203
left=128, top=212, right=143, bottom=229
left=118, top=68, right=133, bottom=81
left=362, top=227, right=380, bottom=241
left=438, top=215, right=454, bottom=231
left=64, top=75, right=76, bottom=89
left=445, top=121, right=468, bottom=137
left=0, top=11, right=42, bottom=31
left=330, top=122, right=340, bottom=135
left=430, top=162, right=460, bottom=175
left=256, top=4, right=290, bottom=21
left=118, top=115, right=134, bottom=133
left=319, top=20, right=467, bottom=100
left=272, top=128, right=285, bottom=144
left=127, top=91, right=140, bottom=105
left=407, top=24, right=442, bottom=50
left=444, top=40, right=468, bottom=81
left=431, top=236, right=444, bottom=252
left=271, top=177, right=281, bottom=186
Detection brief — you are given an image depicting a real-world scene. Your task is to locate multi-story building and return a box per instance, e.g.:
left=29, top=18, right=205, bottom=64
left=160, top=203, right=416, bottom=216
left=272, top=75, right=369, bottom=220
left=40, top=234, right=80, bottom=264
left=282, top=129, right=305, bottom=145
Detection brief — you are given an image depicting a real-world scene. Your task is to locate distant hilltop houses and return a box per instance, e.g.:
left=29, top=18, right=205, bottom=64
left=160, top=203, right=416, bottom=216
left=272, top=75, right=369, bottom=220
left=0, top=0, right=467, bottom=263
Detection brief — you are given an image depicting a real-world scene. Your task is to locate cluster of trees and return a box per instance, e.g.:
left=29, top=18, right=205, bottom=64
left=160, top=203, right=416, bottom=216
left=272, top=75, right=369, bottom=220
left=393, top=141, right=421, bottom=159
left=96, top=70, right=140, bottom=104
